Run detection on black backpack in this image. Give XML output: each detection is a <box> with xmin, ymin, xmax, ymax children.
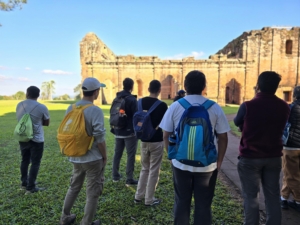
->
<box><xmin>110</xmin><ymin>96</ymin><xmax>129</xmax><ymax>129</ymax></box>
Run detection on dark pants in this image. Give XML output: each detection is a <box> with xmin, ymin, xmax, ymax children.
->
<box><xmin>237</xmin><ymin>157</ymin><xmax>282</xmax><ymax>225</ymax></box>
<box><xmin>112</xmin><ymin>136</ymin><xmax>138</xmax><ymax>180</ymax></box>
<box><xmin>172</xmin><ymin>166</ymin><xmax>218</xmax><ymax>225</ymax></box>
<box><xmin>19</xmin><ymin>141</ymin><xmax>44</xmax><ymax>190</ymax></box>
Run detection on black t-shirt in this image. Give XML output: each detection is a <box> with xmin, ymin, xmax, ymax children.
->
<box><xmin>140</xmin><ymin>97</ymin><xmax>168</xmax><ymax>142</ymax></box>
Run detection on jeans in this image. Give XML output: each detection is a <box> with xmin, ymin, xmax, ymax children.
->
<box><xmin>237</xmin><ymin>157</ymin><xmax>282</xmax><ymax>225</ymax></box>
<box><xmin>19</xmin><ymin>141</ymin><xmax>44</xmax><ymax>190</ymax></box>
<box><xmin>135</xmin><ymin>141</ymin><xmax>164</xmax><ymax>204</ymax></box>
<box><xmin>172</xmin><ymin>166</ymin><xmax>218</xmax><ymax>225</ymax></box>
<box><xmin>61</xmin><ymin>159</ymin><xmax>105</xmax><ymax>225</ymax></box>
<box><xmin>112</xmin><ymin>136</ymin><xmax>138</xmax><ymax>180</ymax></box>
<box><xmin>281</xmin><ymin>150</ymin><xmax>300</xmax><ymax>202</ymax></box>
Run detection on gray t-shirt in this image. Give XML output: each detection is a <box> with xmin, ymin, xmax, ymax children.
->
<box><xmin>67</xmin><ymin>100</ymin><xmax>106</xmax><ymax>163</ymax></box>
<box><xmin>16</xmin><ymin>99</ymin><xmax>50</xmax><ymax>143</ymax></box>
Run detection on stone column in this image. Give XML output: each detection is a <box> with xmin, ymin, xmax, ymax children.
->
<box><xmin>217</xmin><ymin>64</ymin><xmax>226</xmax><ymax>106</ymax></box>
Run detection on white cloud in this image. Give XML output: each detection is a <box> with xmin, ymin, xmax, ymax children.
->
<box><xmin>17</xmin><ymin>77</ymin><xmax>31</xmax><ymax>82</ymax></box>
<box><xmin>42</xmin><ymin>69</ymin><xmax>72</xmax><ymax>75</ymax></box>
<box><xmin>191</xmin><ymin>51</ymin><xmax>205</xmax><ymax>59</ymax></box>
<box><xmin>0</xmin><ymin>66</ymin><xmax>8</xmax><ymax>70</ymax></box>
<box><xmin>0</xmin><ymin>75</ymin><xmax>12</xmax><ymax>80</ymax></box>
<box><xmin>164</xmin><ymin>51</ymin><xmax>205</xmax><ymax>60</ymax></box>
<box><xmin>25</xmin><ymin>67</ymin><xmax>31</xmax><ymax>70</ymax></box>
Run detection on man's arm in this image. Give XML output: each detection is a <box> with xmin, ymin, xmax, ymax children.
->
<box><xmin>97</xmin><ymin>141</ymin><xmax>107</xmax><ymax>166</ymax></box>
<box><xmin>216</xmin><ymin>132</ymin><xmax>228</xmax><ymax>171</ymax></box>
<box><xmin>42</xmin><ymin>119</ymin><xmax>50</xmax><ymax>126</ymax></box>
<box><xmin>163</xmin><ymin>131</ymin><xmax>172</xmax><ymax>153</ymax></box>
<box><xmin>234</xmin><ymin>103</ymin><xmax>246</xmax><ymax>127</ymax></box>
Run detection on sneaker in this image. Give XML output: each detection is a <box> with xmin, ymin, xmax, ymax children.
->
<box><xmin>59</xmin><ymin>214</ymin><xmax>76</xmax><ymax>225</ymax></box>
<box><xmin>91</xmin><ymin>219</ymin><xmax>100</xmax><ymax>225</ymax></box>
<box><xmin>134</xmin><ymin>199</ymin><xmax>142</xmax><ymax>204</ymax></box>
<box><xmin>145</xmin><ymin>199</ymin><xmax>162</xmax><ymax>207</ymax></box>
<box><xmin>113</xmin><ymin>174</ymin><xmax>122</xmax><ymax>182</ymax></box>
<box><xmin>25</xmin><ymin>187</ymin><xmax>46</xmax><ymax>195</ymax></box>
<box><xmin>288</xmin><ymin>200</ymin><xmax>300</xmax><ymax>212</ymax></box>
<box><xmin>125</xmin><ymin>179</ymin><xmax>138</xmax><ymax>187</ymax></box>
<box><xmin>281</xmin><ymin>199</ymin><xmax>289</xmax><ymax>209</ymax></box>
<box><xmin>19</xmin><ymin>185</ymin><xmax>26</xmax><ymax>191</ymax></box>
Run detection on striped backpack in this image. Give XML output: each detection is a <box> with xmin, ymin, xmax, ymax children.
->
<box><xmin>168</xmin><ymin>98</ymin><xmax>217</xmax><ymax>167</ymax></box>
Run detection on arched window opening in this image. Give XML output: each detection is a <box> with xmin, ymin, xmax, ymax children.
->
<box><xmin>286</xmin><ymin>40</ymin><xmax>293</xmax><ymax>54</ymax></box>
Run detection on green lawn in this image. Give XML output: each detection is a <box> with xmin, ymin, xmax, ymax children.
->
<box><xmin>0</xmin><ymin>100</ymin><xmax>243</xmax><ymax>225</ymax></box>
<box><xmin>229</xmin><ymin>121</ymin><xmax>242</xmax><ymax>137</ymax></box>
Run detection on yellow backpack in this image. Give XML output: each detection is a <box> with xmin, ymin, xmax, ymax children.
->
<box><xmin>57</xmin><ymin>104</ymin><xmax>94</xmax><ymax>157</ymax></box>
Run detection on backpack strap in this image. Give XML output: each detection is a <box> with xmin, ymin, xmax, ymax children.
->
<box><xmin>147</xmin><ymin>100</ymin><xmax>162</xmax><ymax>114</ymax></box>
<box><xmin>72</xmin><ymin>104</ymin><xmax>93</xmax><ymax>110</ymax></box>
<box><xmin>202</xmin><ymin>100</ymin><xmax>215</xmax><ymax>110</ymax></box>
<box><xmin>22</xmin><ymin>102</ymin><xmax>39</xmax><ymax>114</ymax></box>
<box><xmin>178</xmin><ymin>98</ymin><xmax>191</xmax><ymax>109</ymax></box>
<box><xmin>138</xmin><ymin>99</ymin><xmax>143</xmax><ymax>111</ymax></box>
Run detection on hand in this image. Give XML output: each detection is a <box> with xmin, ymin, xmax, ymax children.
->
<box><xmin>217</xmin><ymin>161</ymin><xmax>222</xmax><ymax>171</ymax></box>
<box><xmin>102</xmin><ymin>157</ymin><xmax>107</xmax><ymax>166</ymax></box>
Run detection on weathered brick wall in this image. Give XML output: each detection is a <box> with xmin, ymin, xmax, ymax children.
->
<box><xmin>80</xmin><ymin>27</ymin><xmax>300</xmax><ymax>105</ymax></box>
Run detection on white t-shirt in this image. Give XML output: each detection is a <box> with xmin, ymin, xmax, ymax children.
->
<box><xmin>16</xmin><ymin>99</ymin><xmax>50</xmax><ymax>143</ymax></box>
<box><xmin>159</xmin><ymin>95</ymin><xmax>230</xmax><ymax>172</ymax></box>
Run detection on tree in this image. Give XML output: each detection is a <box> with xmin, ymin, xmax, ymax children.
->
<box><xmin>41</xmin><ymin>92</ymin><xmax>46</xmax><ymax>100</ymax></box>
<box><xmin>0</xmin><ymin>0</ymin><xmax>27</xmax><ymax>11</ymax></box>
<box><xmin>41</xmin><ymin>80</ymin><xmax>56</xmax><ymax>100</ymax></box>
<box><xmin>13</xmin><ymin>91</ymin><xmax>26</xmax><ymax>100</ymax></box>
<box><xmin>1</xmin><ymin>0</ymin><xmax>27</xmax><ymax>26</ymax></box>
<box><xmin>74</xmin><ymin>83</ymin><xmax>82</xmax><ymax>100</ymax></box>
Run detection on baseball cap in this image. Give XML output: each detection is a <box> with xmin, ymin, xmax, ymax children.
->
<box><xmin>177</xmin><ymin>90</ymin><xmax>186</xmax><ymax>95</ymax></box>
<box><xmin>81</xmin><ymin>77</ymin><xmax>105</xmax><ymax>92</ymax></box>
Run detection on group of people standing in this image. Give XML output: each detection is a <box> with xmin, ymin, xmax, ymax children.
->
<box><xmin>15</xmin><ymin>70</ymin><xmax>300</xmax><ymax>225</ymax></box>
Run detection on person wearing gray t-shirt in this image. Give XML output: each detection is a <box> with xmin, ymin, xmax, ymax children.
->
<box><xmin>16</xmin><ymin>86</ymin><xmax>50</xmax><ymax>194</ymax></box>
<box><xmin>59</xmin><ymin>77</ymin><xmax>107</xmax><ymax>225</ymax></box>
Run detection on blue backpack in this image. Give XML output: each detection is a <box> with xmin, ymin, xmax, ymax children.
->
<box><xmin>168</xmin><ymin>98</ymin><xmax>217</xmax><ymax>167</ymax></box>
<box><xmin>282</xmin><ymin>103</ymin><xmax>295</xmax><ymax>145</ymax></box>
<box><xmin>133</xmin><ymin>99</ymin><xmax>162</xmax><ymax>140</ymax></box>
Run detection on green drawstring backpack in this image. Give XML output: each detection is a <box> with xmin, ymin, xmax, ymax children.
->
<box><xmin>14</xmin><ymin>103</ymin><xmax>38</xmax><ymax>142</ymax></box>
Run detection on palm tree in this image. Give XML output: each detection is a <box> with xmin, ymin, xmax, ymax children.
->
<box><xmin>41</xmin><ymin>92</ymin><xmax>46</xmax><ymax>100</ymax></box>
<box><xmin>41</xmin><ymin>80</ymin><xmax>56</xmax><ymax>100</ymax></box>
<box><xmin>74</xmin><ymin>83</ymin><xmax>82</xmax><ymax>100</ymax></box>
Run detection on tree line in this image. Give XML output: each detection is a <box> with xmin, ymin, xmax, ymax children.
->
<box><xmin>0</xmin><ymin>80</ymin><xmax>81</xmax><ymax>101</ymax></box>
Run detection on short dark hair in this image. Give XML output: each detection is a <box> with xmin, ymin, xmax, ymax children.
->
<box><xmin>83</xmin><ymin>88</ymin><xmax>99</xmax><ymax>97</ymax></box>
<box><xmin>257</xmin><ymin>71</ymin><xmax>281</xmax><ymax>94</ymax></box>
<box><xmin>27</xmin><ymin>86</ymin><xmax>40</xmax><ymax>98</ymax></box>
<box><xmin>293</xmin><ymin>86</ymin><xmax>300</xmax><ymax>99</ymax></box>
<box><xmin>123</xmin><ymin>78</ymin><xmax>134</xmax><ymax>91</ymax></box>
<box><xmin>184</xmin><ymin>70</ymin><xmax>206</xmax><ymax>94</ymax></box>
<box><xmin>149</xmin><ymin>80</ymin><xmax>161</xmax><ymax>93</ymax></box>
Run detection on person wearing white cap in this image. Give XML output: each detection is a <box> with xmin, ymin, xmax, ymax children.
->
<box><xmin>59</xmin><ymin>77</ymin><xmax>107</xmax><ymax>225</ymax></box>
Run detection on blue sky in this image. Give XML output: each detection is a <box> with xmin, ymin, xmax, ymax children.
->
<box><xmin>0</xmin><ymin>0</ymin><xmax>299</xmax><ymax>96</ymax></box>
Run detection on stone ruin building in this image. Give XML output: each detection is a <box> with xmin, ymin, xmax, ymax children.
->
<box><xmin>80</xmin><ymin>27</ymin><xmax>300</xmax><ymax>105</ymax></box>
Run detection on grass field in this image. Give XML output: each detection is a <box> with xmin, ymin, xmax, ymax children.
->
<box><xmin>0</xmin><ymin>100</ymin><xmax>242</xmax><ymax>225</ymax></box>
<box><xmin>229</xmin><ymin>121</ymin><xmax>242</xmax><ymax>137</ymax></box>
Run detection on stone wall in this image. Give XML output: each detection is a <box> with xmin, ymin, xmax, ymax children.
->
<box><xmin>80</xmin><ymin>27</ymin><xmax>300</xmax><ymax>105</ymax></box>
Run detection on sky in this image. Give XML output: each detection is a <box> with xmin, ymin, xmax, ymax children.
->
<box><xmin>0</xmin><ymin>0</ymin><xmax>299</xmax><ymax>96</ymax></box>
